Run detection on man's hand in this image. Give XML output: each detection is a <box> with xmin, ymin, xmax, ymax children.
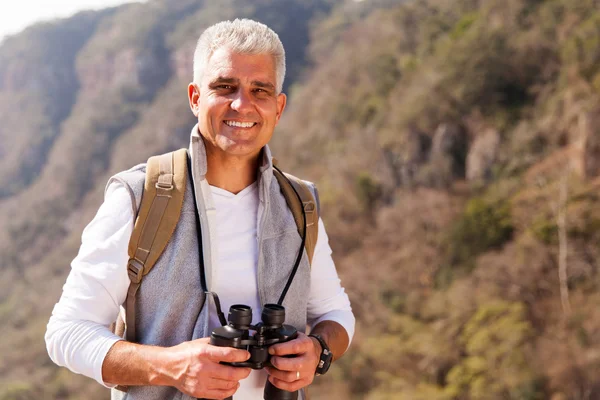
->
<box><xmin>265</xmin><ymin>332</ymin><xmax>321</xmax><ymax>392</ymax></box>
<box><xmin>167</xmin><ymin>338</ymin><xmax>252</xmax><ymax>399</ymax></box>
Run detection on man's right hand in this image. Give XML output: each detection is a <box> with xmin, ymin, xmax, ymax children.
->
<box><xmin>102</xmin><ymin>338</ymin><xmax>251</xmax><ymax>400</ymax></box>
<box><xmin>167</xmin><ymin>338</ymin><xmax>252</xmax><ymax>399</ymax></box>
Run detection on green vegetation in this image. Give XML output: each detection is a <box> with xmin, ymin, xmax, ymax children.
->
<box><xmin>530</xmin><ymin>215</ymin><xmax>558</xmax><ymax>244</ymax></box>
<box><xmin>450</xmin><ymin>12</ymin><xmax>479</xmax><ymax>40</ymax></box>
<box><xmin>355</xmin><ymin>171</ymin><xmax>383</xmax><ymax>212</ymax></box>
<box><xmin>448</xmin><ymin>198</ymin><xmax>514</xmax><ymax>266</ymax></box>
<box><xmin>445</xmin><ymin>302</ymin><xmax>538</xmax><ymax>400</ymax></box>
<box><xmin>0</xmin><ymin>383</ymin><xmax>35</xmax><ymax>400</ymax></box>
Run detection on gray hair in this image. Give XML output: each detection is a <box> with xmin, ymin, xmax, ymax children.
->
<box><xmin>193</xmin><ymin>19</ymin><xmax>286</xmax><ymax>94</ymax></box>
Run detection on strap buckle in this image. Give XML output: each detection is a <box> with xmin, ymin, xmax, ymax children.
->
<box><xmin>303</xmin><ymin>201</ymin><xmax>315</xmax><ymax>213</ymax></box>
<box><xmin>127</xmin><ymin>259</ymin><xmax>144</xmax><ymax>284</ymax></box>
<box><xmin>155</xmin><ymin>182</ymin><xmax>174</xmax><ymax>191</ymax></box>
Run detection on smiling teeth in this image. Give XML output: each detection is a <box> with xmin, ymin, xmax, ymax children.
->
<box><xmin>225</xmin><ymin>121</ymin><xmax>255</xmax><ymax>128</ymax></box>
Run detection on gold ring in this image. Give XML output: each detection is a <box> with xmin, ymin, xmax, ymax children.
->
<box><xmin>296</xmin><ymin>371</ymin><xmax>300</xmax><ymax>380</ymax></box>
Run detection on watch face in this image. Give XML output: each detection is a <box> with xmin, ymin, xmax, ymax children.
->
<box><xmin>310</xmin><ymin>334</ymin><xmax>333</xmax><ymax>375</ymax></box>
<box><xmin>318</xmin><ymin>348</ymin><xmax>333</xmax><ymax>374</ymax></box>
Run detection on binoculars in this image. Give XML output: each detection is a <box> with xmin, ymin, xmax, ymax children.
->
<box><xmin>203</xmin><ymin>303</ymin><xmax>299</xmax><ymax>400</ymax></box>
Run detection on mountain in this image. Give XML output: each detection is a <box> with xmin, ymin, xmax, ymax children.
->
<box><xmin>2</xmin><ymin>0</ymin><xmax>600</xmax><ymax>399</ymax></box>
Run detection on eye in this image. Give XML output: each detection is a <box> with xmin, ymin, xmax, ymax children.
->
<box><xmin>253</xmin><ymin>88</ymin><xmax>270</xmax><ymax>95</ymax></box>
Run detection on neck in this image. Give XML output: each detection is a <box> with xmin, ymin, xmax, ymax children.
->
<box><xmin>202</xmin><ymin>139</ymin><xmax>261</xmax><ymax>194</ymax></box>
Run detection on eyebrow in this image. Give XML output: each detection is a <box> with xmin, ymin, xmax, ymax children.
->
<box><xmin>252</xmin><ymin>80</ymin><xmax>276</xmax><ymax>92</ymax></box>
<box><xmin>210</xmin><ymin>76</ymin><xmax>276</xmax><ymax>92</ymax></box>
<box><xmin>210</xmin><ymin>77</ymin><xmax>239</xmax><ymax>85</ymax></box>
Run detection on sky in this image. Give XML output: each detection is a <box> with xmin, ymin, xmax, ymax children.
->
<box><xmin>0</xmin><ymin>0</ymin><xmax>145</xmax><ymax>43</ymax></box>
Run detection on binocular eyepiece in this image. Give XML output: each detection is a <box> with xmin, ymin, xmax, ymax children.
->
<box><xmin>227</xmin><ymin>303</ymin><xmax>286</xmax><ymax>329</ymax></box>
<box><xmin>207</xmin><ymin>303</ymin><xmax>299</xmax><ymax>400</ymax></box>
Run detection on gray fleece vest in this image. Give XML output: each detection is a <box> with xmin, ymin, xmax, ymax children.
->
<box><xmin>108</xmin><ymin>131</ymin><xmax>313</xmax><ymax>400</ymax></box>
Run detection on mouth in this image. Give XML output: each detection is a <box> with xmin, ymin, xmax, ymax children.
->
<box><xmin>224</xmin><ymin>120</ymin><xmax>257</xmax><ymax>128</ymax></box>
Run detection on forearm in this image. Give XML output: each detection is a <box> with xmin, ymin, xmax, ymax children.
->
<box><xmin>102</xmin><ymin>340</ymin><xmax>175</xmax><ymax>387</ymax></box>
<box><xmin>309</xmin><ymin>320</ymin><xmax>349</xmax><ymax>362</ymax></box>
<box><xmin>103</xmin><ymin>338</ymin><xmax>251</xmax><ymax>398</ymax></box>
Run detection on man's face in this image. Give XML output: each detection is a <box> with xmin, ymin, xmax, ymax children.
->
<box><xmin>188</xmin><ymin>47</ymin><xmax>286</xmax><ymax>160</ymax></box>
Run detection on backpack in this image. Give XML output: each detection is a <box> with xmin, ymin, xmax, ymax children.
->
<box><xmin>113</xmin><ymin>149</ymin><xmax>319</xmax><ymax>344</ymax></box>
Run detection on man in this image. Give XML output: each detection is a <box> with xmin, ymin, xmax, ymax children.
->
<box><xmin>46</xmin><ymin>18</ymin><xmax>354</xmax><ymax>400</ymax></box>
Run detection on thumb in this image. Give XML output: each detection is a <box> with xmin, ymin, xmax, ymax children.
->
<box><xmin>207</xmin><ymin>345</ymin><xmax>251</xmax><ymax>363</ymax></box>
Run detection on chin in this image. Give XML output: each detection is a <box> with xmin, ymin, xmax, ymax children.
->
<box><xmin>220</xmin><ymin>144</ymin><xmax>262</xmax><ymax>158</ymax></box>
<box><xmin>217</xmin><ymin>138</ymin><xmax>263</xmax><ymax>156</ymax></box>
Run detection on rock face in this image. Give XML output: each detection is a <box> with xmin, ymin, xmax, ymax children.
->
<box><xmin>2</xmin><ymin>58</ymin><xmax>30</xmax><ymax>92</ymax></box>
<box><xmin>466</xmin><ymin>129</ymin><xmax>501</xmax><ymax>183</ymax></box>
<box><xmin>77</xmin><ymin>41</ymin><xmax>170</xmax><ymax>98</ymax></box>
<box><xmin>384</xmin><ymin>128</ymin><xmax>431</xmax><ymax>187</ymax></box>
<box><xmin>77</xmin><ymin>48</ymin><xmax>138</xmax><ymax>93</ymax></box>
<box><xmin>579</xmin><ymin>112</ymin><xmax>600</xmax><ymax>179</ymax></box>
<box><xmin>430</xmin><ymin>123</ymin><xmax>468</xmax><ymax>178</ymax></box>
<box><xmin>171</xmin><ymin>43</ymin><xmax>195</xmax><ymax>80</ymax></box>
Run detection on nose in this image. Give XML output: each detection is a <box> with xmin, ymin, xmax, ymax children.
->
<box><xmin>230</xmin><ymin>89</ymin><xmax>253</xmax><ymax>113</ymax></box>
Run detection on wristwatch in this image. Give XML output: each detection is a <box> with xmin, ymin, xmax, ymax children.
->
<box><xmin>309</xmin><ymin>334</ymin><xmax>333</xmax><ymax>376</ymax></box>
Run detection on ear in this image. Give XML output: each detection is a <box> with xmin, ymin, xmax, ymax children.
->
<box><xmin>275</xmin><ymin>92</ymin><xmax>287</xmax><ymax>125</ymax></box>
<box><xmin>187</xmin><ymin>83</ymin><xmax>200</xmax><ymax>116</ymax></box>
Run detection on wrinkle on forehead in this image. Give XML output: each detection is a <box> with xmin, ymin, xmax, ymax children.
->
<box><xmin>203</xmin><ymin>48</ymin><xmax>277</xmax><ymax>88</ymax></box>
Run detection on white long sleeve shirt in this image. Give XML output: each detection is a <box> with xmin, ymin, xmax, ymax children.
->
<box><xmin>45</xmin><ymin>180</ymin><xmax>355</xmax><ymax>398</ymax></box>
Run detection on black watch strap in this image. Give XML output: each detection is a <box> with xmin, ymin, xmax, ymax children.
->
<box><xmin>309</xmin><ymin>334</ymin><xmax>333</xmax><ymax>376</ymax></box>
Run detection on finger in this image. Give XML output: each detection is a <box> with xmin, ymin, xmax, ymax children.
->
<box><xmin>270</xmin><ymin>354</ymin><xmax>308</xmax><ymax>372</ymax></box>
<box><xmin>198</xmin><ymin>384</ymin><xmax>239</xmax><ymax>400</ymax></box>
<box><xmin>210</xmin><ymin>363</ymin><xmax>252</xmax><ymax>381</ymax></box>
<box><xmin>205</xmin><ymin>345</ymin><xmax>251</xmax><ymax>363</ymax></box>
<box><xmin>269</xmin><ymin>335</ymin><xmax>311</xmax><ymax>357</ymax></box>
<box><xmin>265</xmin><ymin>367</ymin><xmax>300</xmax><ymax>383</ymax></box>
<box><xmin>268</xmin><ymin>375</ymin><xmax>309</xmax><ymax>393</ymax></box>
<box><xmin>206</xmin><ymin>377</ymin><xmax>240</xmax><ymax>391</ymax></box>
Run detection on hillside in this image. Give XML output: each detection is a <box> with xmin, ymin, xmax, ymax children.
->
<box><xmin>2</xmin><ymin>0</ymin><xmax>600</xmax><ymax>399</ymax></box>
<box><xmin>271</xmin><ymin>1</ymin><xmax>600</xmax><ymax>399</ymax></box>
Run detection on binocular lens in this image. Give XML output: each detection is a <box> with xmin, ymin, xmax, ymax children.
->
<box><xmin>228</xmin><ymin>304</ymin><xmax>252</xmax><ymax>327</ymax></box>
<box><xmin>261</xmin><ymin>303</ymin><xmax>285</xmax><ymax>326</ymax></box>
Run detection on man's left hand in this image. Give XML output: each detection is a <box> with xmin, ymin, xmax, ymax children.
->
<box><xmin>265</xmin><ymin>332</ymin><xmax>321</xmax><ymax>392</ymax></box>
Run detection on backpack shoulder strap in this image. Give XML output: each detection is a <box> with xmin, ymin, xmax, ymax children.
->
<box><xmin>272</xmin><ymin>160</ymin><xmax>319</xmax><ymax>265</ymax></box>
<box><xmin>123</xmin><ymin>148</ymin><xmax>188</xmax><ymax>343</ymax></box>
